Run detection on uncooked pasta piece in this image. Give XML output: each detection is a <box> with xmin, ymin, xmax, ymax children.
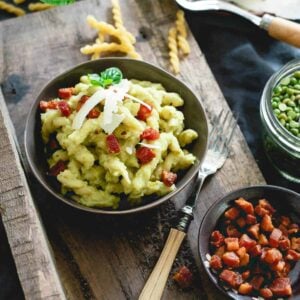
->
<box><xmin>0</xmin><ymin>1</ymin><xmax>25</xmax><ymax>16</ymax></box>
<box><xmin>28</xmin><ymin>2</ymin><xmax>53</xmax><ymax>11</ymax></box>
<box><xmin>111</xmin><ymin>0</ymin><xmax>135</xmax><ymax>43</ymax></box>
<box><xmin>176</xmin><ymin>10</ymin><xmax>190</xmax><ymax>55</ymax></box>
<box><xmin>168</xmin><ymin>27</ymin><xmax>180</xmax><ymax>74</ymax></box>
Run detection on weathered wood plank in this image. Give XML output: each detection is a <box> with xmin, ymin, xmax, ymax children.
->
<box><xmin>0</xmin><ymin>0</ymin><xmax>265</xmax><ymax>299</ymax></box>
<box><xmin>0</xmin><ymin>90</ymin><xmax>66</xmax><ymax>299</ymax></box>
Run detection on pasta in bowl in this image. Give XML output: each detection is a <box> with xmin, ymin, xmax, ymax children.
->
<box><xmin>25</xmin><ymin>59</ymin><xmax>208</xmax><ymax>214</ymax></box>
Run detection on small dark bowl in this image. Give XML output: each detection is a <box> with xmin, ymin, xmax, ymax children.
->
<box><xmin>198</xmin><ymin>185</ymin><xmax>300</xmax><ymax>299</ymax></box>
<box><xmin>24</xmin><ymin>58</ymin><xmax>208</xmax><ymax>215</ymax></box>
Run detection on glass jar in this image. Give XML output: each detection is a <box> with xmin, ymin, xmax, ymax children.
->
<box><xmin>260</xmin><ymin>59</ymin><xmax>300</xmax><ymax>183</ymax></box>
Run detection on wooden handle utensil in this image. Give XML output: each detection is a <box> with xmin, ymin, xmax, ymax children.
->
<box><xmin>261</xmin><ymin>15</ymin><xmax>300</xmax><ymax>48</ymax></box>
<box><xmin>138</xmin><ymin>228</ymin><xmax>186</xmax><ymax>300</ymax></box>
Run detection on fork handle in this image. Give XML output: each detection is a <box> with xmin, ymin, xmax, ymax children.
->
<box><xmin>261</xmin><ymin>14</ymin><xmax>300</xmax><ymax>48</ymax></box>
<box><xmin>138</xmin><ymin>228</ymin><xmax>186</xmax><ymax>300</ymax></box>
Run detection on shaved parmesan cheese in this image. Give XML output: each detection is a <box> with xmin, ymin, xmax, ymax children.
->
<box><xmin>125</xmin><ymin>94</ymin><xmax>152</xmax><ymax>111</ymax></box>
<box><xmin>72</xmin><ymin>89</ymin><xmax>106</xmax><ymax>129</ymax></box>
<box><xmin>139</xmin><ymin>142</ymin><xmax>161</xmax><ymax>150</ymax></box>
<box><xmin>103</xmin><ymin>80</ymin><xmax>129</xmax><ymax>125</ymax></box>
<box><xmin>72</xmin><ymin>79</ymin><xmax>129</xmax><ymax>131</ymax></box>
<box><xmin>100</xmin><ymin>113</ymin><xmax>125</xmax><ymax>134</ymax></box>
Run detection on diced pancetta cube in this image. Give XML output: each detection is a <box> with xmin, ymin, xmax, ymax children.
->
<box><xmin>258</xmin><ymin>199</ymin><xmax>276</xmax><ymax>214</ymax></box>
<box><xmin>278</xmin><ymin>236</ymin><xmax>290</xmax><ymax>251</ymax></box>
<box><xmin>262</xmin><ymin>248</ymin><xmax>282</xmax><ymax>265</ymax></box>
<box><xmin>241</xmin><ymin>270</ymin><xmax>250</xmax><ymax>280</ymax></box>
<box><xmin>226</xmin><ymin>225</ymin><xmax>241</xmax><ymax>238</ymax></box>
<box><xmin>173</xmin><ymin>266</ymin><xmax>193</xmax><ymax>289</ymax></box>
<box><xmin>269</xmin><ymin>228</ymin><xmax>282</xmax><ymax>248</ymax></box>
<box><xmin>271</xmin><ymin>260</ymin><xmax>285</xmax><ymax>272</ymax></box>
<box><xmin>269</xmin><ymin>277</ymin><xmax>292</xmax><ymax>297</ymax></box>
<box><xmin>285</xmin><ymin>249</ymin><xmax>300</xmax><ymax>261</ymax></box>
<box><xmin>219</xmin><ymin>269</ymin><xmax>242</xmax><ymax>288</ymax></box>
<box><xmin>249</xmin><ymin>244</ymin><xmax>262</xmax><ymax>257</ymax></box>
<box><xmin>209</xmin><ymin>255</ymin><xmax>223</xmax><ymax>270</ymax></box>
<box><xmin>291</xmin><ymin>237</ymin><xmax>300</xmax><ymax>252</ymax></box>
<box><xmin>222</xmin><ymin>252</ymin><xmax>240</xmax><ymax>268</ymax></box>
<box><xmin>235</xmin><ymin>198</ymin><xmax>254</xmax><ymax>215</ymax></box>
<box><xmin>259</xmin><ymin>288</ymin><xmax>273</xmax><ymax>298</ymax></box>
<box><xmin>261</xmin><ymin>215</ymin><xmax>274</xmax><ymax>232</ymax></box>
<box><xmin>225</xmin><ymin>237</ymin><xmax>239</xmax><ymax>251</ymax></box>
<box><xmin>210</xmin><ymin>230</ymin><xmax>225</xmax><ymax>248</ymax></box>
<box><xmin>238</xmin><ymin>282</ymin><xmax>253</xmax><ymax>295</ymax></box>
<box><xmin>278</xmin><ymin>262</ymin><xmax>291</xmax><ymax>278</ymax></box>
<box><xmin>255</xmin><ymin>205</ymin><xmax>270</xmax><ymax>217</ymax></box>
<box><xmin>239</xmin><ymin>234</ymin><xmax>256</xmax><ymax>250</ymax></box>
<box><xmin>224</xmin><ymin>207</ymin><xmax>240</xmax><ymax>220</ymax></box>
<box><xmin>248</xmin><ymin>223</ymin><xmax>260</xmax><ymax>239</ymax></box>
<box><xmin>236</xmin><ymin>246</ymin><xmax>246</xmax><ymax>258</ymax></box>
<box><xmin>239</xmin><ymin>253</ymin><xmax>250</xmax><ymax>267</ymax></box>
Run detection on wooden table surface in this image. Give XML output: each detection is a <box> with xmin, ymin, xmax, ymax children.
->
<box><xmin>0</xmin><ymin>0</ymin><xmax>265</xmax><ymax>299</ymax></box>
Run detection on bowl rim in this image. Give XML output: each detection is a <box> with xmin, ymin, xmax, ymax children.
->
<box><xmin>24</xmin><ymin>57</ymin><xmax>209</xmax><ymax>215</ymax></box>
<box><xmin>198</xmin><ymin>184</ymin><xmax>300</xmax><ymax>299</ymax></box>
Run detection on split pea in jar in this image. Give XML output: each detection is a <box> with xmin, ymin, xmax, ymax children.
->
<box><xmin>260</xmin><ymin>59</ymin><xmax>300</xmax><ymax>183</ymax></box>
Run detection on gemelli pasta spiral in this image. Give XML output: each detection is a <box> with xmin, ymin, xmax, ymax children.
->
<box><xmin>168</xmin><ymin>27</ymin><xmax>180</xmax><ymax>75</ymax></box>
<box><xmin>0</xmin><ymin>1</ymin><xmax>25</xmax><ymax>16</ymax></box>
<box><xmin>176</xmin><ymin>10</ymin><xmax>190</xmax><ymax>55</ymax></box>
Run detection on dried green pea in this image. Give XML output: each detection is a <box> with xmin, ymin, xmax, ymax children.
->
<box><xmin>294</xmin><ymin>71</ymin><xmax>300</xmax><ymax>79</ymax></box>
<box><xmin>287</xmin><ymin>111</ymin><xmax>297</xmax><ymax>120</ymax></box>
<box><xmin>273</xmin><ymin>108</ymin><xmax>281</xmax><ymax>115</ymax></box>
<box><xmin>291</xmin><ymin>128</ymin><xmax>299</xmax><ymax>135</ymax></box>
<box><xmin>279</xmin><ymin>113</ymin><xmax>288</xmax><ymax>121</ymax></box>
<box><xmin>279</xmin><ymin>103</ymin><xmax>287</xmax><ymax>111</ymax></box>
<box><xmin>290</xmin><ymin>77</ymin><xmax>298</xmax><ymax>85</ymax></box>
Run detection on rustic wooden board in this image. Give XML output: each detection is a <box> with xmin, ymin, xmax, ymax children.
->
<box><xmin>0</xmin><ymin>0</ymin><xmax>265</xmax><ymax>299</ymax></box>
<box><xmin>0</xmin><ymin>90</ymin><xmax>66</xmax><ymax>299</ymax></box>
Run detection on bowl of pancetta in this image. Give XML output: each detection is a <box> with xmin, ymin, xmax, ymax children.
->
<box><xmin>198</xmin><ymin>185</ymin><xmax>300</xmax><ymax>299</ymax></box>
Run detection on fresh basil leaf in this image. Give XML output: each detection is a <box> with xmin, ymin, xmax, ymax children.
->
<box><xmin>88</xmin><ymin>68</ymin><xmax>123</xmax><ymax>88</ymax></box>
<box><xmin>99</xmin><ymin>67</ymin><xmax>123</xmax><ymax>88</ymax></box>
<box><xmin>41</xmin><ymin>0</ymin><xmax>75</xmax><ymax>5</ymax></box>
<box><xmin>88</xmin><ymin>73</ymin><xmax>102</xmax><ymax>86</ymax></box>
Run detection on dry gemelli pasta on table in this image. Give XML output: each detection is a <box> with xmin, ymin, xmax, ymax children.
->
<box><xmin>13</xmin><ymin>0</ymin><xmax>26</xmax><ymax>5</ymax></box>
<box><xmin>81</xmin><ymin>0</ymin><xmax>140</xmax><ymax>60</ymax></box>
<box><xmin>167</xmin><ymin>9</ymin><xmax>191</xmax><ymax>74</ymax></box>
<box><xmin>28</xmin><ymin>3</ymin><xmax>53</xmax><ymax>12</ymax></box>
<box><xmin>0</xmin><ymin>1</ymin><xmax>25</xmax><ymax>16</ymax></box>
<box><xmin>40</xmin><ymin>67</ymin><xmax>198</xmax><ymax>209</ymax></box>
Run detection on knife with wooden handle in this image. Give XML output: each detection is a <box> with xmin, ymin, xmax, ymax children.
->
<box><xmin>176</xmin><ymin>0</ymin><xmax>300</xmax><ymax>48</ymax></box>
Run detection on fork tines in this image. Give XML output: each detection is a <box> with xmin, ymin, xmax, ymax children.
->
<box><xmin>208</xmin><ymin>109</ymin><xmax>237</xmax><ymax>155</ymax></box>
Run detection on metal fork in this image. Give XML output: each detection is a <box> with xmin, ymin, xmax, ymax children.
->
<box><xmin>175</xmin><ymin>0</ymin><xmax>300</xmax><ymax>49</ymax></box>
<box><xmin>177</xmin><ymin>109</ymin><xmax>237</xmax><ymax>231</ymax></box>
<box><xmin>139</xmin><ymin>110</ymin><xmax>237</xmax><ymax>300</ymax></box>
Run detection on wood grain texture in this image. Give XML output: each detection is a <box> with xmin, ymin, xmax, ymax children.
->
<box><xmin>0</xmin><ymin>90</ymin><xmax>66</xmax><ymax>300</ymax></box>
<box><xmin>0</xmin><ymin>0</ymin><xmax>265</xmax><ymax>299</ymax></box>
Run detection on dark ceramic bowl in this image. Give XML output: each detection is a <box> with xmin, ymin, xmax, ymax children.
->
<box><xmin>24</xmin><ymin>58</ymin><xmax>208</xmax><ymax>215</ymax></box>
<box><xmin>198</xmin><ymin>185</ymin><xmax>300</xmax><ymax>300</ymax></box>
